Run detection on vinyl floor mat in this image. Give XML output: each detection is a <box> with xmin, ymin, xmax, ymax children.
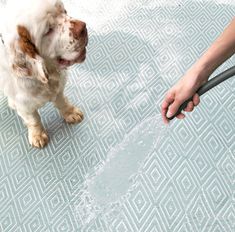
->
<box><xmin>0</xmin><ymin>0</ymin><xmax>234</xmax><ymax>231</ymax></box>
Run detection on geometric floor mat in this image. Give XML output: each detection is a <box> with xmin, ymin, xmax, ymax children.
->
<box><xmin>0</xmin><ymin>0</ymin><xmax>234</xmax><ymax>231</ymax></box>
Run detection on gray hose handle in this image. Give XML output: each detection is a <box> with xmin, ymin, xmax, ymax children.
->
<box><xmin>167</xmin><ymin>65</ymin><xmax>235</xmax><ymax>121</ymax></box>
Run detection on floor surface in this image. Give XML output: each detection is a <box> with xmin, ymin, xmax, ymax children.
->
<box><xmin>0</xmin><ymin>0</ymin><xmax>234</xmax><ymax>231</ymax></box>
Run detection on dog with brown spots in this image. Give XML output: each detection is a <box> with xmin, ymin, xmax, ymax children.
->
<box><xmin>0</xmin><ymin>0</ymin><xmax>88</xmax><ymax>148</ymax></box>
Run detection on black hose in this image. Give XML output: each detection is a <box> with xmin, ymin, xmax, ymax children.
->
<box><xmin>167</xmin><ymin>65</ymin><xmax>235</xmax><ymax>121</ymax></box>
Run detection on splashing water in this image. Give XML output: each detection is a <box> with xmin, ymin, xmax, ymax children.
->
<box><xmin>74</xmin><ymin>114</ymin><xmax>167</xmax><ymax>228</ymax></box>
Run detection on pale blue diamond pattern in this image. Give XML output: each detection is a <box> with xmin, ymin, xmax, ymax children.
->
<box><xmin>0</xmin><ymin>0</ymin><xmax>235</xmax><ymax>231</ymax></box>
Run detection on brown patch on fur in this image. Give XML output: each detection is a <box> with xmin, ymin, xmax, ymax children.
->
<box><xmin>17</xmin><ymin>25</ymin><xmax>39</xmax><ymax>58</ymax></box>
<box><xmin>70</xmin><ymin>20</ymin><xmax>86</xmax><ymax>40</ymax></box>
<box><xmin>12</xmin><ymin>63</ymin><xmax>32</xmax><ymax>76</ymax></box>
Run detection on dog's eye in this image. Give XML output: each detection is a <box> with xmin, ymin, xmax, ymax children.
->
<box><xmin>44</xmin><ymin>27</ymin><xmax>53</xmax><ymax>36</ymax></box>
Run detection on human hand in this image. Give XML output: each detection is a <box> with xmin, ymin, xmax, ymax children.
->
<box><xmin>161</xmin><ymin>68</ymin><xmax>208</xmax><ymax>124</ymax></box>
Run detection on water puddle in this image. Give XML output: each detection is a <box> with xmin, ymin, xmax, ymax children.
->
<box><xmin>73</xmin><ymin>114</ymin><xmax>166</xmax><ymax>229</ymax></box>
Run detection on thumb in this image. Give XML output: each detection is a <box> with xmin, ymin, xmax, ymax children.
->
<box><xmin>166</xmin><ymin>99</ymin><xmax>183</xmax><ymax>118</ymax></box>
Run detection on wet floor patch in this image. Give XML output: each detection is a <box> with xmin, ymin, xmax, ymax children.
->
<box><xmin>73</xmin><ymin>115</ymin><xmax>166</xmax><ymax>228</ymax></box>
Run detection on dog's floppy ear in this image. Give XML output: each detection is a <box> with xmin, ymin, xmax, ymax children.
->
<box><xmin>10</xmin><ymin>25</ymin><xmax>49</xmax><ymax>84</ymax></box>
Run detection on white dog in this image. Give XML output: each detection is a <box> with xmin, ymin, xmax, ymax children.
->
<box><xmin>0</xmin><ymin>0</ymin><xmax>88</xmax><ymax>148</ymax></box>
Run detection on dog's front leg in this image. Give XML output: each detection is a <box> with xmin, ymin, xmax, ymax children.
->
<box><xmin>53</xmin><ymin>92</ymin><xmax>84</xmax><ymax>124</ymax></box>
<box><xmin>17</xmin><ymin>109</ymin><xmax>48</xmax><ymax>148</ymax></box>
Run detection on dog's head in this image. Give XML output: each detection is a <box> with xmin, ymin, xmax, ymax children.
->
<box><xmin>1</xmin><ymin>0</ymin><xmax>88</xmax><ymax>83</ymax></box>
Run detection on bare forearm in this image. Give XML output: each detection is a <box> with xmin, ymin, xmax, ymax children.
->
<box><xmin>161</xmin><ymin>18</ymin><xmax>235</xmax><ymax>122</ymax></box>
<box><xmin>193</xmin><ymin>17</ymin><xmax>235</xmax><ymax>78</ymax></box>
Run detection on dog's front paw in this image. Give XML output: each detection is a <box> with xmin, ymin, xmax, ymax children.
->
<box><xmin>28</xmin><ymin>128</ymin><xmax>49</xmax><ymax>148</ymax></box>
<box><xmin>63</xmin><ymin>106</ymin><xmax>84</xmax><ymax>124</ymax></box>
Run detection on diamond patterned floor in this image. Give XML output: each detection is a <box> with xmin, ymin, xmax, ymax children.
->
<box><xmin>0</xmin><ymin>0</ymin><xmax>235</xmax><ymax>231</ymax></box>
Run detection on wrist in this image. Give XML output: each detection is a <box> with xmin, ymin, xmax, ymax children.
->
<box><xmin>191</xmin><ymin>62</ymin><xmax>213</xmax><ymax>82</ymax></box>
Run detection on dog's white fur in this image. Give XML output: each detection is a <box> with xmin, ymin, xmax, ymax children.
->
<box><xmin>0</xmin><ymin>0</ymin><xmax>88</xmax><ymax>148</ymax></box>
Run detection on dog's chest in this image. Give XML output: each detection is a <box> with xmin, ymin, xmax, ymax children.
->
<box><xmin>46</xmin><ymin>78</ymin><xmax>60</xmax><ymax>101</ymax></box>
<box><xmin>43</xmin><ymin>74</ymin><xmax>65</xmax><ymax>101</ymax></box>
<box><xmin>28</xmin><ymin>72</ymin><xmax>66</xmax><ymax>103</ymax></box>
